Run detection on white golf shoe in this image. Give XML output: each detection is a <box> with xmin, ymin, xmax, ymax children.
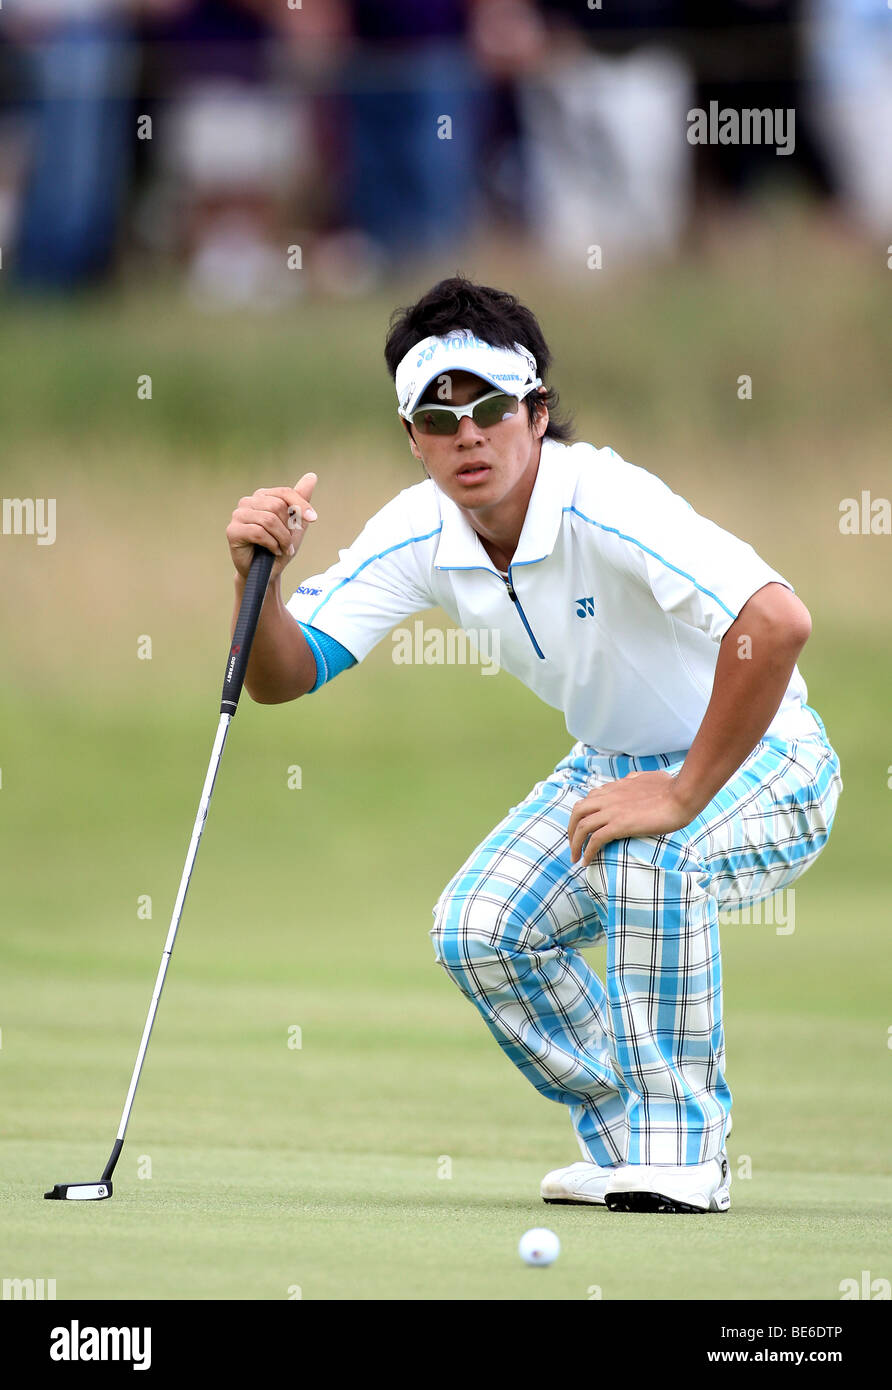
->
<box><xmin>540</xmin><ymin>1160</ymin><xmax>615</xmax><ymax>1206</ymax></box>
<box><xmin>604</xmin><ymin>1152</ymin><xmax>731</xmax><ymax>1213</ymax></box>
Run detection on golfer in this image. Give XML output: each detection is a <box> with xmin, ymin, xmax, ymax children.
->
<box><xmin>226</xmin><ymin>277</ymin><xmax>842</xmax><ymax>1214</ymax></box>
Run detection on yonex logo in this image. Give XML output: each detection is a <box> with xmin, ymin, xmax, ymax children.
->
<box><xmin>295</xmin><ymin>585</ymin><xmax>322</xmax><ymax>596</ymax></box>
<box><xmin>575</xmin><ymin>596</ymin><xmax>596</xmax><ymax>618</ymax></box>
<box><xmin>414</xmin><ymin>334</ymin><xmax>505</xmax><ymax>368</ymax></box>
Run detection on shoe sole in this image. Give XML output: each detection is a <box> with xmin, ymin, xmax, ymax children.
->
<box><xmin>542</xmin><ymin>1196</ymin><xmax>607</xmax><ymax>1207</ymax></box>
<box><xmin>605</xmin><ymin>1191</ymin><xmax>729</xmax><ymax>1214</ymax></box>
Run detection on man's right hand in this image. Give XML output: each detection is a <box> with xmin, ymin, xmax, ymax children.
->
<box><xmin>226</xmin><ymin>472</ymin><xmax>318</xmax><ymax>582</ymax></box>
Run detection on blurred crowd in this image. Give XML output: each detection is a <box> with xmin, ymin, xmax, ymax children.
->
<box><xmin>0</xmin><ymin>0</ymin><xmax>890</xmax><ymax>301</ymax></box>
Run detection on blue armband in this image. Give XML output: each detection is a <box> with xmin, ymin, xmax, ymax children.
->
<box><xmin>298</xmin><ymin>622</ymin><xmax>357</xmax><ymax>693</ymax></box>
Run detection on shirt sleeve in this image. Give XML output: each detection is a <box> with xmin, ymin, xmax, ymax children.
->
<box><xmin>583</xmin><ymin>449</ymin><xmax>794</xmax><ymax>643</ymax></box>
<box><xmin>284</xmin><ymin>488</ymin><xmax>440</xmax><ymax>662</ymax></box>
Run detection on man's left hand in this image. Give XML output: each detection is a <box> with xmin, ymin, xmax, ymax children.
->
<box><xmin>568</xmin><ymin>770</ymin><xmax>698</xmax><ymax>867</ymax></box>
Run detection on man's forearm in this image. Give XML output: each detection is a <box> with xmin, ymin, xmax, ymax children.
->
<box><xmin>673</xmin><ymin>589</ymin><xmax>811</xmax><ymax>821</ymax></box>
<box><xmin>231</xmin><ymin>573</ymin><xmax>316</xmax><ymax>703</ymax></box>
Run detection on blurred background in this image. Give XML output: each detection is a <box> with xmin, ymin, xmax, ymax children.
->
<box><xmin>1</xmin><ymin>0</ymin><xmax>891</xmax><ymax>294</ymax></box>
<box><xmin>1</xmin><ymin>0</ymin><xmax>890</xmax><ymax>1300</ymax></box>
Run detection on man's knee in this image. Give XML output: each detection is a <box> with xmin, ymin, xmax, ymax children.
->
<box><xmin>430</xmin><ymin>888</ymin><xmax>543</xmax><ymax>977</ymax></box>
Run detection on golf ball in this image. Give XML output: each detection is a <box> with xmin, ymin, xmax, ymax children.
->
<box><xmin>518</xmin><ymin>1228</ymin><xmax>560</xmax><ymax>1267</ymax></box>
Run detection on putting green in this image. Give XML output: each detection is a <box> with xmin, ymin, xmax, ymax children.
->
<box><xmin>2</xmin><ymin>637</ymin><xmax>890</xmax><ymax>1301</ymax></box>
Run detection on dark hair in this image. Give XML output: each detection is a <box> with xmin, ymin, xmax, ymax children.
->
<box><xmin>384</xmin><ymin>276</ymin><xmax>574</xmax><ymax>443</ymax></box>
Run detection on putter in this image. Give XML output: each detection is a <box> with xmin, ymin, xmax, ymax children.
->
<box><xmin>45</xmin><ymin>544</ymin><xmax>275</xmax><ymax>1202</ymax></box>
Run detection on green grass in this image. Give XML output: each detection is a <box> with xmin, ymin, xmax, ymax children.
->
<box><xmin>1</xmin><ymin>222</ymin><xmax>889</xmax><ymax>1299</ymax></box>
<box><xmin>7</xmin><ymin>1148</ymin><xmax>891</xmax><ymax>1301</ymax></box>
<box><xmin>1</xmin><ymin>644</ymin><xmax>889</xmax><ymax>1300</ymax></box>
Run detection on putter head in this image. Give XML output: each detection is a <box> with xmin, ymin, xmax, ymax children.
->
<box><xmin>44</xmin><ymin>1181</ymin><xmax>113</xmax><ymax>1201</ymax></box>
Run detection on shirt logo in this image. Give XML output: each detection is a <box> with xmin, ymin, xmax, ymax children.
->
<box><xmin>295</xmin><ymin>585</ymin><xmax>322</xmax><ymax>596</ymax></box>
<box><xmin>575</xmin><ymin>596</ymin><xmax>596</xmax><ymax>618</ymax></box>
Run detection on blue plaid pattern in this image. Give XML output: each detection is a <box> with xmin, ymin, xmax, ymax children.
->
<box><xmin>430</xmin><ymin>708</ymin><xmax>842</xmax><ymax>1167</ymax></box>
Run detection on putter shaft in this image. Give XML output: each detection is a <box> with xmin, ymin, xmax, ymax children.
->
<box><xmin>103</xmin><ymin>712</ymin><xmax>233</xmax><ymax>1179</ymax></box>
<box><xmin>46</xmin><ymin>544</ymin><xmax>275</xmax><ymax>1200</ymax></box>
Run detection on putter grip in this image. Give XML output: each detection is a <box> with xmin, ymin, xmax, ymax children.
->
<box><xmin>221</xmin><ymin>545</ymin><xmax>275</xmax><ymax>714</ymax></box>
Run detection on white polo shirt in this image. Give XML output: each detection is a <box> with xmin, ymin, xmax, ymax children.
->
<box><xmin>285</xmin><ymin>438</ymin><xmax>816</xmax><ymax>756</ymax></box>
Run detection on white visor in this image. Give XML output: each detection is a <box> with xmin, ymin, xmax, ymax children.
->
<box><xmin>395</xmin><ymin>331</ymin><xmax>540</xmax><ymax>417</ymax></box>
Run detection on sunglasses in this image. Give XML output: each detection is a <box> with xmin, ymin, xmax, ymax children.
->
<box><xmin>401</xmin><ymin>381</ymin><xmax>542</xmax><ymax>436</ymax></box>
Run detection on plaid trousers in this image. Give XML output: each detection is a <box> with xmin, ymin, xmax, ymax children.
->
<box><xmin>430</xmin><ymin>708</ymin><xmax>842</xmax><ymax>1166</ymax></box>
